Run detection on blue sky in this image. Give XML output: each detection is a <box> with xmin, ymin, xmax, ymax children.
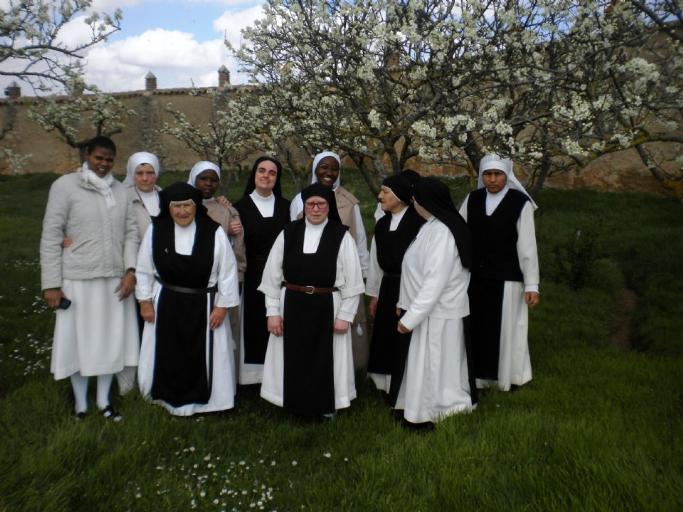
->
<box><xmin>11</xmin><ymin>0</ymin><xmax>268</xmax><ymax>93</ymax></box>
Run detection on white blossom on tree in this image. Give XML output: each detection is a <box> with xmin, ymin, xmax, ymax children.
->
<box><xmin>27</xmin><ymin>86</ymin><xmax>135</xmax><ymax>158</ymax></box>
<box><xmin>231</xmin><ymin>0</ymin><xmax>682</xmax><ymax>194</ymax></box>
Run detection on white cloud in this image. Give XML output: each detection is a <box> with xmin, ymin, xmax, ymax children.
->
<box><xmin>213</xmin><ymin>3</ymin><xmax>265</xmax><ymax>48</ymax></box>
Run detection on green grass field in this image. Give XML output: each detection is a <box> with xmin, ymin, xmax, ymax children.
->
<box><xmin>0</xmin><ymin>170</ymin><xmax>681</xmax><ymax>511</ymax></box>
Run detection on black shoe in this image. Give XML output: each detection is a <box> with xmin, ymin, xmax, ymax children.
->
<box><xmin>73</xmin><ymin>411</ymin><xmax>87</xmax><ymax>421</ymax></box>
<box><xmin>101</xmin><ymin>405</ymin><xmax>123</xmax><ymax>422</ymax></box>
<box><xmin>401</xmin><ymin>419</ymin><xmax>435</xmax><ymax>433</ymax></box>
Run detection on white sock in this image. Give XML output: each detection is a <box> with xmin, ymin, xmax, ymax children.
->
<box><xmin>70</xmin><ymin>372</ymin><xmax>89</xmax><ymax>414</ymax></box>
<box><xmin>96</xmin><ymin>374</ymin><xmax>113</xmax><ymax>410</ymax></box>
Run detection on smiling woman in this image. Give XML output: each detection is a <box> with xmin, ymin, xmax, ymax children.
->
<box><xmin>40</xmin><ymin>136</ymin><xmax>140</xmax><ymax>421</ymax></box>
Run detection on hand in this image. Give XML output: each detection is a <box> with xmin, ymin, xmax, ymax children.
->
<box><xmin>397</xmin><ymin>322</ymin><xmax>410</xmax><ymax>334</ymax></box>
<box><xmin>139</xmin><ymin>301</ymin><xmax>155</xmax><ymax>323</ymax></box>
<box><xmin>525</xmin><ymin>292</ymin><xmax>540</xmax><ymax>308</ymax></box>
<box><xmin>334</xmin><ymin>319</ymin><xmax>349</xmax><ymax>334</ymax></box>
<box><xmin>228</xmin><ymin>218</ymin><xmax>243</xmax><ymax>236</ymax></box>
<box><xmin>369</xmin><ymin>297</ymin><xmax>378</xmax><ymax>318</ymax></box>
<box><xmin>43</xmin><ymin>288</ymin><xmax>64</xmax><ymax>309</ymax></box>
<box><xmin>209</xmin><ymin>306</ymin><xmax>228</xmax><ymax>330</ymax></box>
<box><xmin>62</xmin><ymin>237</ymin><xmax>73</xmax><ymax>248</ymax></box>
<box><xmin>267</xmin><ymin>315</ymin><xmax>283</xmax><ymax>337</ymax></box>
<box><xmin>115</xmin><ymin>272</ymin><xmax>136</xmax><ymax>300</ymax></box>
<box><xmin>216</xmin><ymin>195</ymin><xmax>230</xmax><ymax>208</ymax></box>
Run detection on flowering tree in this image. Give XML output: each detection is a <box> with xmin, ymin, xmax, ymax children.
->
<box><xmin>0</xmin><ymin>0</ymin><xmax>121</xmax><ymax>92</ymax></box>
<box><xmin>162</xmin><ymin>88</ymin><xmax>264</xmax><ymax>185</ymax></box>
<box><xmin>28</xmin><ymin>87</ymin><xmax>135</xmax><ymax>159</ymax></box>
<box><xmin>232</xmin><ymin>0</ymin><xmax>681</xmax><ymax>194</ymax></box>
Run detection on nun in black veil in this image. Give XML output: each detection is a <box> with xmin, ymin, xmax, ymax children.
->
<box><xmin>233</xmin><ymin>157</ymin><xmax>291</xmax><ymax>385</ymax></box>
<box><xmin>395</xmin><ymin>177</ymin><xmax>478</xmax><ymax>427</ymax></box>
<box><xmin>135</xmin><ymin>182</ymin><xmax>240</xmax><ymax>416</ymax></box>
<box><xmin>257</xmin><ymin>183</ymin><xmax>364</xmax><ymax>417</ymax></box>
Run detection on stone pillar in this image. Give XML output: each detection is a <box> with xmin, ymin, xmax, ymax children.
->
<box><xmin>4</xmin><ymin>82</ymin><xmax>21</xmax><ymax>100</ymax></box>
<box><xmin>145</xmin><ymin>71</ymin><xmax>157</xmax><ymax>91</ymax></box>
<box><xmin>218</xmin><ymin>65</ymin><xmax>230</xmax><ymax>88</ymax></box>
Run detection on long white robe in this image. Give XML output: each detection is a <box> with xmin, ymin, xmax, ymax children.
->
<box><xmin>258</xmin><ymin>221</ymin><xmax>365</xmax><ymax>411</ymax></box>
<box><xmin>397</xmin><ymin>217</ymin><xmax>474</xmax><ymax>423</ymax></box>
<box><xmin>459</xmin><ymin>192</ymin><xmax>539</xmax><ymax>391</ymax></box>
<box><xmin>135</xmin><ymin>222</ymin><xmax>240</xmax><ymax>416</ymax></box>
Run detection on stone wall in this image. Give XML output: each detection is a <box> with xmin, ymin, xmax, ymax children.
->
<box><xmin>0</xmin><ymin>84</ymin><xmax>675</xmax><ymax>195</ymax></box>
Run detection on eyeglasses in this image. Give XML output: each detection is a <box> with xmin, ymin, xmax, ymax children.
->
<box><xmin>304</xmin><ymin>201</ymin><xmax>328</xmax><ymax>210</ymax></box>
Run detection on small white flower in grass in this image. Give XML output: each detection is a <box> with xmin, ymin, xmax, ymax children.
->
<box><xmin>190</xmin><ymin>446</ymin><xmax>196</xmax><ymax>452</ymax></box>
<box><xmin>239</xmin><ymin>460</ymin><xmax>246</xmax><ymax>466</ymax></box>
<box><xmin>204</xmin><ymin>454</ymin><xmax>211</xmax><ymax>461</ymax></box>
<box><xmin>135</xmin><ymin>493</ymin><xmax>142</xmax><ymax>499</ymax></box>
<box><xmin>200</xmin><ymin>491</ymin><xmax>206</xmax><ymax>498</ymax></box>
<box><xmin>291</xmin><ymin>460</ymin><xmax>298</xmax><ymax>466</ymax></box>
<box><xmin>213</xmin><ymin>498</ymin><xmax>219</xmax><ymax>505</ymax></box>
<box><xmin>271</xmin><ymin>460</ymin><xmax>276</xmax><ymax>466</ymax></box>
<box><xmin>323</xmin><ymin>452</ymin><xmax>331</xmax><ymax>458</ymax></box>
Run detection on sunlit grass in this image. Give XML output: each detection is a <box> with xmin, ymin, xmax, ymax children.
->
<box><xmin>0</xmin><ymin>171</ymin><xmax>681</xmax><ymax>511</ymax></box>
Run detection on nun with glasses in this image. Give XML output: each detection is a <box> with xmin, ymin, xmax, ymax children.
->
<box><xmin>135</xmin><ymin>182</ymin><xmax>240</xmax><ymax>416</ymax></box>
<box><xmin>259</xmin><ymin>183</ymin><xmax>364</xmax><ymax>418</ymax></box>
<box><xmin>290</xmin><ymin>152</ymin><xmax>370</xmax><ymax>373</ymax></box>
<box><xmin>459</xmin><ymin>154</ymin><xmax>540</xmax><ymax>392</ymax></box>
<box><xmin>395</xmin><ymin>177</ymin><xmax>477</xmax><ymax>428</ymax></box>
<box><xmin>365</xmin><ymin>173</ymin><xmax>424</xmax><ymax>401</ymax></box>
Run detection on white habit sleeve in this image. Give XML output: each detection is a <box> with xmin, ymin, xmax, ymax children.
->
<box><xmin>258</xmin><ymin>231</ymin><xmax>285</xmax><ymax>316</ymax></box>
<box><xmin>400</xmin><ymin>227</ymin><xmax>457</xmax><ymax>331</ymax></box>
<box><xmin>365</xmin><ymin>236</ymin><xmax>382</xmax><ymax>298</ymax></box>
<box><xmin>516</xmin><ymin>201</ymin><xmax>540</xmax><ymax>293</ymax></box>
<box><xmin>336</xmin><ymin>232</ymin><xmax>364</xmax><ymax>323</ymax></box>
<box><xmin>214</xmin><ymin>229</ymin><xmax>240</xmax><ymax>308</ymax></box>
<box><xmin>352</xmin><ymin>204</ymin><xmax>370</xmax><ymax>277</ymax></box>
<box><xmin>135</xmin><ymin>225</ymin><xmax>155</xmax><ymax>301</ymax></box>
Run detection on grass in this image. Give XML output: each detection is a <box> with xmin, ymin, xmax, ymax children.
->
<box><xmin>0</xmin><ymin>170</ymin><xmax>681</xmax><ymax>511</ymax></box>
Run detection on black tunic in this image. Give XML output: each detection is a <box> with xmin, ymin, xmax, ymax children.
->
<box><xmin>466</xmin><ymin>188</ymin><xmax>528</xmax><ymax>380</ymax></box>
<box><xmin>234</xmin><ymin>194</ymin><xmax>290</xmax><ymax>364</ymax></box>
<box><xmin>367</xmin><ymin>208</ymin><xmax>424</xmax><ymax>405</ymax></box>
<box><xmin>281</xmin><ymin>219</ymin><xmax>347</xmax><ymax>415</ymax></box>
<box><xmin>150</xmin><ymin>216</ymin><xmax>219</xmax><ymax>407</ymax></box>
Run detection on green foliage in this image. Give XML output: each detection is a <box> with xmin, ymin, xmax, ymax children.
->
<box><xmin>0</xmin><ymin>173</ymin><xmax>682</xmax><ymax>510</ymax></box>
<box><xmin>549</xmin><ymin>226</ymin><xmax>602</xmax><ymax>290</ymax></box>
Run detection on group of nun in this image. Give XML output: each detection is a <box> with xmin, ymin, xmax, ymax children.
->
<box><xmin>40</xmin><ymin>136</ymin><xmax>539</xmax><ymax>428</ymax></box>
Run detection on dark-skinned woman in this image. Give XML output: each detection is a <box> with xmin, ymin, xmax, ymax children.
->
<box><xmin>135</xmin><ymin>182</ymin><xmax>240</xmax><ymax>416</ymax></box>
<box><xmin>233</xmin><ymin>156</ymin><xmax>290</xmax><ymax>385</ymax></box>
<box><xmin>40</xmin><ymin>136</ymin><xmax>139</xmax><ymax>421</ymax></box>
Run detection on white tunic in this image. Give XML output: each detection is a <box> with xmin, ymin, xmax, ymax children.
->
<box><xmin>135</xmin><ymin>222</ymin><xmax>240</xmax><ymax>416</ymax></box>
<box><xmin>459</xmin><ymin>192</ymin><xmax>539</xmax><ymax>390</ymax></box>
<box><xmin>396</xmin><ymin>217</ymin><xmax>474</xmax><ymax>423</ymax></box>
<box><xmin>258</xmin><ymin>220</ymin><xmax>365</xmax><ymax>411</ymax></box>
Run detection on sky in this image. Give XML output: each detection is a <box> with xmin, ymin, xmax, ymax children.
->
<box><xmin>4</xmin><ymin>0</ymin><xmax>268</xmax><ymax>94</ymax></box>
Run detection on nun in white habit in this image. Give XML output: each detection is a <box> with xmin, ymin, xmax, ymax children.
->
<box><xmin>259</xmin><ymin>183</ymin><xmax>364</xmax><ymax>417</ymax></box>
<box><xmin>395</xmin><ymin>177</ymin><xmax>477</xmax><ymax>426</ymax></box>
<box><xmin>290</xmin><ymin>152</ymin><xmax>370</xmax><ymax>371</ymax></box>
<box><xmin>458</xmin><ymin>154</ymin><xmax>540</xmax><ymax>392</ymax></box>
<box><xmin>136</xmin><ymin>182</ymin><xmax>240</xmax><ymax>416</ymax></box>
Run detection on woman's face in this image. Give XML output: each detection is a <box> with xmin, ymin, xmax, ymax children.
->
<box><xmin>254</xmin><ymin>160</ymin><xmax>278</xmax><ymax>195</ymax></box>
<box><xmin>195</xmin><ymin>170</ymin><xmax>220</xmax><ymax>199</ymax></box>
<box><xmin>86</xmin><ymin>147</ymin><xmax>115</xmax><ymax>178</ymax></box>
<box><xmin>134</xmin><ymin>163</ymin><xmax>157</xmax><ymax>193</ymax></box>
<box><xmin>377</xmin><ymin>186</ymin><xmax>403</xmax><ymax>214</ymax></box>
<box><xmin>482</xmin><ymin>169</ymin><xmax>507</xmax><ymax>194</ymax></box>
<box><xmin>413</xmin><ymin>198</ymin><xmax>432</xmax><ymax>221</ymax></box>
<box><xmin>169</xmin><ymin>199</ymin><xmax>197</xmax><ymax>227</ymax></box>
<box><xmin>314</xmin><ymin>157</ymin><xmax>339</xmax><ymax>188</ymax></box>
<box><xmin>304</xmin><ymin>195</ymin><xmax>329</xmax><ymax>225</ymax></box>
